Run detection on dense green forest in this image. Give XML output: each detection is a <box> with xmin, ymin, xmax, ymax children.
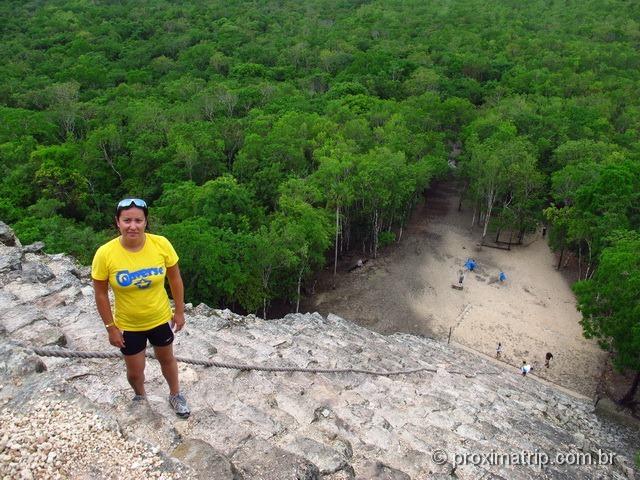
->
<box><xmin>1</xmin><ymin>0</ymin><xmax>639</xmax><ymax>395</ymax></box>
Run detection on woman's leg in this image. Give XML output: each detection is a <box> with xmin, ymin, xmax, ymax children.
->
<box><xmin>123</xmin><ymin>350</ymin><xmax>147</xmax><ymax>395</ymax></box>
<box><xmin>153</xmin><ymin>344</ymin><xmax>180</xmax><ymax>395</ymax></box>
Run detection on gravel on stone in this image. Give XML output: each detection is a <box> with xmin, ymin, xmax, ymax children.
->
<box><xmin>0</xmin><ymin>397</ymin><xmax>194</xmax><ymax>480</ymax></box>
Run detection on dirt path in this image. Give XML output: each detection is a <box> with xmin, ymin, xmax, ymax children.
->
<box><xmin>302</xmin><ymin>181</ymin><xmax>607</xmax><ymax>397</ymax></box>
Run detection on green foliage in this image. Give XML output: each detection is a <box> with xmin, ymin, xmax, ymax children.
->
<box><xmin>159</xmin><ymin>218</ymin><xmax>258</xmax><ymax>310</ymax></box>
<box><xmin>547</xmin><ymin>158</ymin><xmax>640</xmax><ymax>272</ymax></box>
<box><xmin>461</xmin><ymin>118</ymin><xmax>544</xmax><ymax>239</ymax></box>
<box><xmin>155</xmin><ymin>176</ymin><xmax>264</xmax><ymax>232</ymax></box>
<box><xmin>378</xmin><ymin>231</ymin><xmax>396</xmax><ymax>248</ymax></box>
<box><xmin>1</xmin><ymin>0</ymin><xmax>639</xmax><ymax>316</ymax></box>
<box><xmin>12</xmin><ymin>214</ymin><xmax>109</xmax><ymax>265</ymax></box>
<box><xmin>573</xmin><ymin>231</ymin><xmax>640</xmax><ymax>373</ymax></box>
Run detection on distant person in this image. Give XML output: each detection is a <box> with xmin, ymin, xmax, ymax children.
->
<box><xmin>458</xmin><ymin>269</ymin><xmax>465</xmax><ymax>285</ymax></box>
<box><xmin>464</xmin><ymin>258</ymin><xmax>476</xmax><ymax>271</ymax></box>
<box><xmin>498</xmin><ymin>271</ymin><xmax>506</xmax><ymax>282</ymax></box>
<box><xmin>521</xmin><ymin>361</ymin><xmax>531</xmax><ymax>376</ymax></box>
<box><xmin>349</xmin><ymin>258</ymin><xmax>365</xmax><ymax>272</ymax></box>
<box><xmin>496</xmin><ymin>342</ymin><xmax>502</xmax><ymax>358</ymax></box>
<box><xmin>92</xmin><ymin>198</ymin><xmax>191</xmax><ymax>418</ymax></box>
<box><xmin>545</xmin><ymin>352</ymin><xmax>554</xmax><ymax>368</ymax></box>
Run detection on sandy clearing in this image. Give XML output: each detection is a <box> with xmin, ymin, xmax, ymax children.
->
<box><xmin>303</xmin><ymin>181</ymin><xmax>607</xmax><ymax>397</ymax></box>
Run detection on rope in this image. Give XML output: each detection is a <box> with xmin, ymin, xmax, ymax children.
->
<box><xmin>17</xmin><ymin>344</ymin><xmax>499</xmax><ymax>377</ymax></box>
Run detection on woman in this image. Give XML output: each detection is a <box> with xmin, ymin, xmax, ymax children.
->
<box><xmin>92</xmin><ymin>198</ymin><xmax>190</xmax><ymax>418</ymax></box>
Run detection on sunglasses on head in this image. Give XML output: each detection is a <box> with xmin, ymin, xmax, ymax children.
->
<box><xmin>117</xmin><ymin>198</ymin><xmax>147</xmax><ymax>209</ymax></box>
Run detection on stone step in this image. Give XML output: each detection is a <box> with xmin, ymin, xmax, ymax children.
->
<box><xmin>1</xmin><ymin>233</ymin><xmax>638</xmax><ymax>480</ymax></box>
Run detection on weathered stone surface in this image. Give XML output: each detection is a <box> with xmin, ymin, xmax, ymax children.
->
<box><xmin>356</xmin><ymin>461</ymin><xmax>411</xmax><ymax>480</ymax></box>
<box><xmin>4</xmin><ymin>280</ymin><xmax>50</xmax><ymax>302</ymax></box>
<box><xmin>0</xmin><ymin>240</ymin><xmax>639</xmax><ymax>480</ymax></box>
<box><xmin>231</xmin><ymin>437</ymin><xmax>320</xmax><ymax>480</ymax></box>
<box><xmin>172</xmin><ymin>439</ymin><xmax>242</xmax><ymax>480</ymax></box>
<box><xmin>0</xmin><ymin>221</ymin><xmax>21</xmax><ymax>247</ymax></box>
<box><xmin>11</xmin><ymin>320</ymin><xmax>66</xmax><ymax>347</ymax></box>
<box><xmin>36</xmin><ymin>285</ymin><xmax>81</xmax><ymax>308</ymax></box>
<box><xmin>193</xmin><ymin>302</ymin><xmax>214</xmax><ymax>316</ymax></box>
<box><xmin>0</xmin><ymin>289</ymin><xmax>16</xmax><ymax>309</ymax></box>
<box><xmin>0</xmin><ymin>248</ymin><xmax>21</xmax><ymax>273</ymax></box>
<box><xmin>0</xmin><ymin>342</ymin><xmax>46</xmax><ymax>378</ymax></box>
<box><xmin>21</xmin><ymin>261</ymin><xmax>55</xmax><ymax>283</ymax></box>
<box><xmin>286</xmin><ymin>437</ymin><xmax>351</xmax><ymax>475</ymax></box>
<box><xmin>0</xmin><ymin>305</ymin><xmax>46</xmax><ymax>333</ymax></box>
<box><xmin>22</xmin><ymin>241</ymin><xmax>45</xmax><ymax>253</ymax></box>
<box><xmin>70</xmin><ymin>265</ymin><xmax>91</xmax><ymax>279</ymax></box>
<box><xmin>32</xmin><ymin>326</ymin><xmax>68</xmax><ymax>347</ymax></box>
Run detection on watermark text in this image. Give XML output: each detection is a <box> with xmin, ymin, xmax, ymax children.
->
<box><xmin>431</xmin><ymin>448</ymin><xmax>615</xmax><ymax>468</ymax></box>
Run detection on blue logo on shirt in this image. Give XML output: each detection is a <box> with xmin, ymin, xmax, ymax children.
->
<box><xmin>115</xmin><ymin>267</ymin><xmax>164</xmax><ymax>288</ymax></box>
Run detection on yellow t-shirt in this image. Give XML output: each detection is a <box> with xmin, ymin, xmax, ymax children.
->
<box><xmin>91</xmin><ymin>233</ymin><xmax>179</xmax><ymax>331</ymax></box>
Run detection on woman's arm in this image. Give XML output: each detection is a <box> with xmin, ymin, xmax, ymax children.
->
<box><xmin>93</xmin><ymin>279</ymin><xmax>124</xmax><ymax>348</ymax></box>
<box><xmin>166</xmin><ymin>264</ymin><xmax>185</xmax><ymax>332</ymax></box>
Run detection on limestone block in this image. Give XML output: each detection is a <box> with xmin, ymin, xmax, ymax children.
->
<box><xmin>187</xmin><ymin>410</ymin><xmax>254</xmax><ymax>457</ymax></box>
<box><xmin>12</xmin><ymin>320</ymin><xmax>66</xmax><ymax>348</ymax></box>
<box><xmin>0</xmin><ymin>222</ymin><xmax>20</xmax><ymax>247</ymax></box>
<box><xmin>36</xmin><ymin>285</ymin><xmax>81</xmax><ymax>309</ymax></box>
<box><xmin>70</xmin><ymin>266</ymin><xmax>91</xmax><ymax>279</ymax></box>
<box><xmin>0</xmin><ymin>306</ymin><xmax>46</xmax><ymax>333</ymax></box>
<box><xmin>0</xmin><ymin>343</ymin><xmax>46</xmax><ymax>378</ymax></box>
<box><xmin>454</xmin><ymin>423</ymin><xmax>485</xmax><ymax>442</ymax></box>
<box><xmin>286</xmin><ymin>437</ymin><xmax>351</xmax><ymax>475</ymax></box>
<box><xmin>0</xmin><ymin>290</ymin><xmax>16</xmax><ymax>310</ymax></box>
<box><xmin>231</xmin><ymin>437</ymin><xmax>320</xmax><ymax>480</ymax></box>
<box><xmin>0</xmin><ymin>249</ymin><xmax>21</xmax><ymax>273</ymax></box>
<box><xmin>356</xmin><ymin>461</ymin><xmax>410</xmax><ymax>480</ymax></box>
<box><xmin>22</xmin><ymin>241</ymin><xmax>45</xmax><ymax>253</ymax></box>
<box><xmin>172</xmin><ymin>439</ymin><xmax>241</xmax><ymax>480</ymax></box>
<box><xmin>21</xmin><ymin>261</ymin><xmax>55</xmax><ymax>283</ymax></box>
<box><xmin>4</xmin><ymin>281</ymin><xmax>50</xmax><ymax>303</ymax></box>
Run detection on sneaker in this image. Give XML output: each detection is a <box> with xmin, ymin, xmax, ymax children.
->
<box><xmin>132</xmin><ymin>394</ymin><xmax>147</xmax><ymax>402</ymax></box>
<box><xmin>169</xmin><ymin>392</ymin><xmax>190</xmax><ymax>418</ymax></box>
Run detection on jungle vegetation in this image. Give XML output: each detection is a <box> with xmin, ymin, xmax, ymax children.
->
<box><xmin>1</xmin><ymin>0</ymin><xmax>638</xmax><ymax>400</ymax></box>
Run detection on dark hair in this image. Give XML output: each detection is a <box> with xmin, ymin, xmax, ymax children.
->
<box><xmin>115</xmin><ymin>200</ymin><xmax>150</xmax><ymax>230</ymax></box>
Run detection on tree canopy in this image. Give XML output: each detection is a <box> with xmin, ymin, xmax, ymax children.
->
<box><xmin>0</xmin><ymin>0</ymin><xmax>639</xmax><ymax>353</ymax></box>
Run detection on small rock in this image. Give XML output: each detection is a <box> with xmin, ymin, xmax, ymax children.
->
<box><xmin>172</xmin><ymin>439</ymin><xmax>240</xmax><ymax>480</ymax></box>
<box><xmin>0</xmin><ymin>222</ymin><xmax>21</xmax><ymax>247</ymax></box>
<box><xmin>22</xmin><ymin>242</ymin><xmax>45</xmax><ymax>254</ymax></box>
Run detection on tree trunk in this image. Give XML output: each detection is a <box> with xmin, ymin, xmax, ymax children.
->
<box><xmin>373</xmin><ymin>209</ymin><xmax>379</xmax><ymax>258</ymax></box>
<box><xmin>101</xmin><ymin>144</ymin><xmax>123</xmax><ymax>183</ymax></box>
<box><xmin>481</xmin><ymin>189</ymin><xmax>497</xmax><ymax>241</ymax></box>
<box><xmin>334</xmin><ymin>204</ymin><xmax>340</xmax><ymax>276</ymax></box>
<box><xmin>296</xmin><ymin>268</ymin><xmax>303</xmax><ymax>313</ymax></box>
<box><xmin>557</xmin><ymin>247</ymin><xmax>564</xmax><ymax>270</ymax></box>
<box><xmin>618</xmin><ymin>371</ymin><xmax>640</xmax><ymax>405</ymax></box>
<box><xmin>578</xmin><ymin>244</ymin><xmax>582</xmax><ymax>280</ymax></box>
<box><xmin>584</xmin><ymin>240</ymin><xmax>593</xmax><ymax>280</ymax></box>
<box><xmin>262</xmin><ymin>267</ymin><xmax>271</xmax><ymax>319</ymax></box>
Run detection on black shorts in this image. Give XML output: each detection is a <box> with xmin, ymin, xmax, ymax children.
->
<box><xmin>121</xmin><ymin>322</ymin><xmax>174</xmax><ymax>356</ymax></box>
